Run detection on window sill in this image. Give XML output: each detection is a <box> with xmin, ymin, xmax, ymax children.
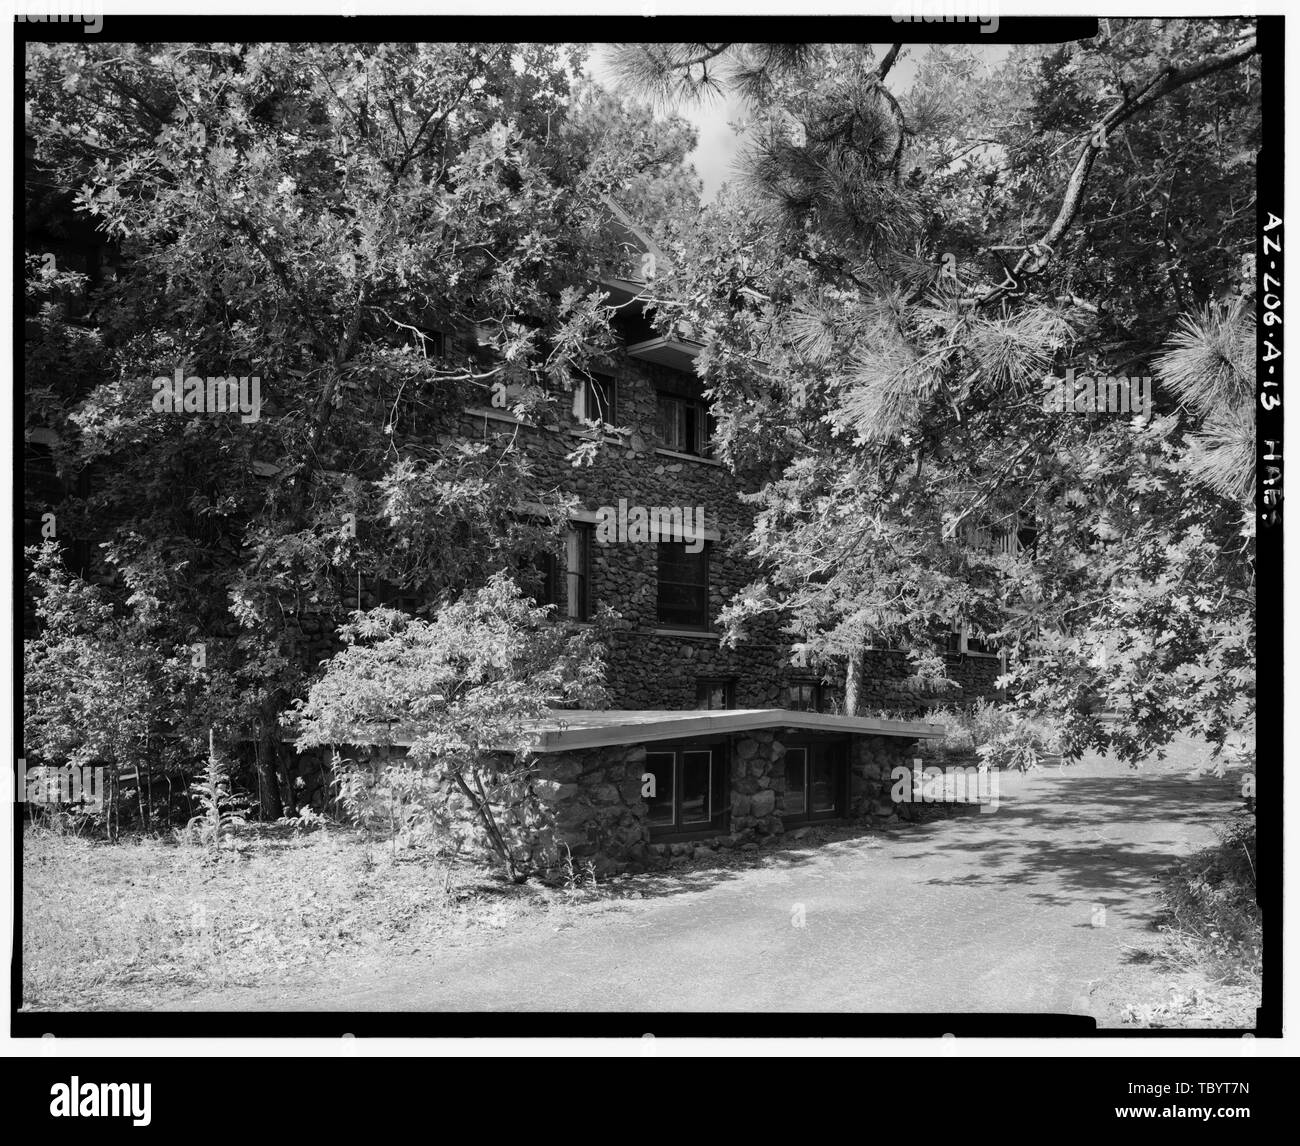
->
<box><xmin>646</xmin><ymin>627</ymin><xmax>720</xmax><ymax>640</ymax></box>
<box><xmin>653</xmin><ymin>447</ymin><xmax>723</xmax><ymax>467</ymax></box>
<box><xmin>464</xmin><ymin>405</ymin><xmax>549</xmax><ymax>428</ymax></box>
<box><xmin>649</xmin><ymin>823</ymin><xmax>729</xmax><ymax>844</ymax></box>
<box><xmin>566</xmin><ymin>426</ymin><xmax>632</xmax><ymax>446</ymax></box>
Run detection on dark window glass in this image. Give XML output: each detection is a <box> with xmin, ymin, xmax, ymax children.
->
<box><xmin>565</xmin><ymin>525</ymin><xmax>592</xmax><ymax>621</ymax></box>
<box><xmin>696</xmin><ymin>679</ymin><xmax>734</xmax><ymax>710</ymax></box>
<box><xmin>783</xmin><ymin>744</ymin><xmax>844</xmax><ymax>822</ymax></box>
<box><xmin>531</xmin><ymin>525</ymin><xmax>591</xmax><ymax>621</ymax></box>
<box><xmin>643</xmin><ymin>746</ymin><xmax>727</xmax><ymax>834</ymax></box>
<box><xmin>657</xmin><ymin>542</ymin><xmax>709</xmax><ymax>628</ymax></box>
<box><xmin>810</xmin><ymin>754</ymin><xmax>837</xmax><ymax>813</ymax></box>
<box><xmin>656</xmin><ymin>392</ymin><xmax>712</xmax><ymax>457</ymax></box>
<box><xmin>681</xmin><ymin>751</ymin><xmax>713</xmax><ymax>824</ymax></box>
<box><xmin>584</xmin><ymin>373</ymin><xmax>616</xmax><ymax>425</ymax></box>
<box><xmin>644</xmin><ymin>752</ymin><xmax>675</xmax><ymax>827</ymax></box>
<box><xmin>786</xmin><ymin>682</ymin><xmax>822</xmax><ymax>712</ymax></box>
<box><xmin>784</xmin><ymin>748</ymin><xmax>808</xmax><ymax>816</ymax></box>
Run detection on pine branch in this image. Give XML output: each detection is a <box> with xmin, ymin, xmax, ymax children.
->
<box><xmin>969</xmin><ymin>36</ymin><xmax>1260</xmax><ymax>307</ymax></box>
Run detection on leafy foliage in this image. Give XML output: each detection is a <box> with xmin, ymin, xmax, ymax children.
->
<box><xmin>25</xmin><ymin>42</ymin><xmax>696</xmax><ymax>820</ymax></box>
<box><xmin>613</xmin><ymin>22</ymin><xmax>1258</xmax><ymax>765</ymax></box>
<box><xmin>288</xmin><ymin>574</ymin><xmax>610</xmax><ymax>881</ymax></box>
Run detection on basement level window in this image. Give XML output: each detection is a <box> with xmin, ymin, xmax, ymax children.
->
<box><xmin>644</xmin><ymin>745</ymin><xmax>727</xmax><ymax>836</ymax></box>
<box><xmin>782</xmin><ymin>741</ymin><xmax>848</xmax><ymax>822</ymax></box>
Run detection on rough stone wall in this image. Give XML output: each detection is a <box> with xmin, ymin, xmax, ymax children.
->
<box><xmin>532</xmin><ymin>730</ymin><xmax>785</xmax><ymax>873</ymax></box>
<box><xmin>848</xmin><ymin>733</ymin><xmax>926</xmax><ymax>824</ymax></box>
<box><xmin>535</xmin><ymin>729</ymin><xmax>923</xmax><ymax>871</ymax></box>
<box><xmin>942</xmin><ymin>652</ymin><xmax>1004</xmax><ymax>701</ymax></box>
<box><xmin>819</xmin><ymin>651</ymin><xmax>1004</xmax><ymax>716</ymax></box>
<box><xmin>322</xmin><ymin>729</ymin><xmax>928</xmax><ymax>872</ymax></box>
<box><xmin>533</xmin><ymin>742</ymin><xmax>652</xmax><ymax>872</ymax></box>
<box><xmin>458</xmin><ymin>354</ymin><xmax>794</xmax><ymax>709</ymax></box>
<box><xmin>287</xmin><ymin>346</ymin><xmax>1009</xmax><ymax>714</ymax></box>
<box><xmin>727</xmin><ymin>729</ymin><xmax>785</xmax><ymax>840</ymax></box>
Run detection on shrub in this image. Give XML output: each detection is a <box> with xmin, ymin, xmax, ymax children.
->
<box><xmin>914</xmin><ymin>698</ymin><xmax>1061</xmax><ymax>770</ymax></box>
<box><xmin>1157</xmin><ymin>813</ymin><xmax>1260</xmax><ymax>984</ymax></box>
<box><xmin>288</xmin><ymin>573</ymin><xmax>609</xmax><ymax>883</ymax></box>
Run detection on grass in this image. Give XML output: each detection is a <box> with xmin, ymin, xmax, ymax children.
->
<box><xmin>20</xmin><ymin>821</ymin><xmax>615</xmax><ymax>1011</ymax></box>
<box><xmin>21</xmin><ymin>814</ymin><xmax>900</xmax><ymax>1011</ymax></box>
<box><xmin>1084</xmin><ymin>735</ymin><xmax>1261</xmax><ymax>1029</ymax></box>
<box><xmin>1125</xmin><ymin>811</ymin><xmax>1261</xmax><ymax>1028</ymax></box>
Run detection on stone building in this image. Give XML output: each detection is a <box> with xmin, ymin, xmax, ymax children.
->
<box><xmin>312</xmin><ymin>254</ymin><xmax>990</xmax><ymax>867</ymax></box>
<box><xmin>452</xmin><ymin>264</ymin><xmax>1004</xmax><ymax>715</ymax></box>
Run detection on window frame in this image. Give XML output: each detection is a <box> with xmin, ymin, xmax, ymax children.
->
<box><xmin>655</xmin><ymin>391</ymin><xmax>714</xmax><ymax>458</ymax></box>
<box><xmin>642</xmin><ymin>739</ymin><xmax>730</xmax><ymax>840</ymax></box>
<box><xmin>656</xmin><ymin>540</ymin><xmax>711</xmax><ymax>630</ymax></box>
<box><xmin>532</xmin><ymin>523</ymin><xmax>593</xmax><ymax>622</ymax></box>
<box><xmin>948</xmin><ymin>619</ymin><xmax>999</xmax><ymax>658</ymax></box>
<box><xmin>780</xmin><ymin>737</ymin><xmax>849</xmax><ymax>824</ymax></box>
<box><xmin>695</xmin><ymin>677</ymin><xmax>736</xmax><ymax>710</ymax></box>
<box><xmin>581</xmin><ymin>371</ymin><xmax>617</xmax><ymax>427</ymax></box>
<box><xmin>784</xmin><ymin>679</ymin><xmax>825</xmax><ymax>713</ymax></box>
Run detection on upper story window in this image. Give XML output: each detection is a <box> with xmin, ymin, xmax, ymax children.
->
<box><xmin>695</xmin><ymin>677</ymin><xmax>735</xmax><ymax>710</ymax></box>
<box><xmin>581</xmin><ymin>372</ymin><xmax>617</xmax><ymax>427</ymax></box>
<box><xmin>656</xmin><ymin>392</ymin><xmax>713</xmax><ymax>458</ymax></box>
<box><xmin>657</xmin><ymin>541</ymin><xmax>709</xmax><ymax>629</ymax></box>
<box><xmin>785</xmin><ymin>680</ymin><xmax>824</xmax><ymax>712</ymax></box>
<box><xmin>396</xmin><ymin>324</ymin><xmax>447</xmax><ymax>360</ymax></box>
<box><xmin>533</xmin><ymin>524</ymin><xmax>593</xmax><ymax>622</ymax></box>
<box><xmin>947</xmin><ymin>619</ymin><xmax>998</xmax><ymax>657</ymax></box>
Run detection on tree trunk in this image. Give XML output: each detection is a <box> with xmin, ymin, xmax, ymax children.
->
<box><xmin>254</xmin><ymin>710</ymin><xmax>285</xmax><ymax>820</ymax></box>
<box><xmin>844</xmin><ymin>648</ymin><xmax>863</xmax><ymax>717</ymax></box>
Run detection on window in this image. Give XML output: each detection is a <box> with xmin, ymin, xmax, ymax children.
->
<box><xmin>782</xmin><ymin>741</ymin><xmax>847</xmax><ymax>822</ymax></box>
<box><xmin>656</xmin><ymin>392</ymin><xmax>714</xmax><ymax>457</ymax></box>
<box><xmin>785</xmin><ymin>680</ymin><xmax>824</xmax><ymax>712</ymax></box>
<box><xmin>398</xmin><ymin>325</ymin><xmax>446</xmax><ymax>359</ymax></box>
<box><xmin>695</xmin><ymin>678</ymin><xmax>735</xmax><ymax>710</ymax></box>
<box><xmin>657</xmin><ymin>541</ymin><xmax>709</xmax><ymax>629</ymax></box>
<box><xmin>643</xmin><ymin>745</ymin><xmax>727</xmax><ymax>835</ymax></box>
<box><xmin>582</xmin><ymin>372</ymin><xmax>617</xmax><ymax>426</ymax></box>
<box><xmin>948</xmin><ymin>619</ymin><xmax>997</xmax><ymax>657</ymax></box>
<box><xmin>534</xmin><ymin>524</ymin><xmax>592</xmax><ymax>621</ymax></box>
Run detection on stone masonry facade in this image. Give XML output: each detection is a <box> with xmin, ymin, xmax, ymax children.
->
<box><xmin>531</xmin><ymin>729</ymin><xmax>921</xmax><ymax>874</ymax></box>
<box><xmin>454</xmin><ymin>326</ymin><xmax>1000</xmax><ymax>712</ymax></box>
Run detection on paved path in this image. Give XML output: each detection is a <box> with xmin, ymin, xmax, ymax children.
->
<box><xmin>163</xmin><ymin>746</ymin><xmax>1240</xmax><ymax>1016</ymax></box>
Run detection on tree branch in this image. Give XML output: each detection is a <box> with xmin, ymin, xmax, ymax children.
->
<box><xmin>971</xmin><ymin>37</ymin><xmax>1259</xmax><ymax>307</ymax></box>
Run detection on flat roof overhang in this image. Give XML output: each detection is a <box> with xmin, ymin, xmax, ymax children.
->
<box><xmin>625</xmin><ymin>334</ymin><xmax>703</xmax><ymax>373</ymax></box>
<box><xmin>521</xmin><ymin>709</ymin><xmax>944</xmax><ymax>752</ymax></box>
<box><xmin>597</xmin><ymin>277</ymin><xmax>650</xmax><ymax>307</ymax></box>
<box><xmin>290</xmin><ymin>709</ymin><xmax>945</xmax><ymax>754</ymax></box>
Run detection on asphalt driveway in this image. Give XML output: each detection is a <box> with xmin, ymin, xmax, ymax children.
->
<box><xmin>158</xmin><ymin>741</ymin><xmax>1242</xmax><ymax>1017</ymax></box>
